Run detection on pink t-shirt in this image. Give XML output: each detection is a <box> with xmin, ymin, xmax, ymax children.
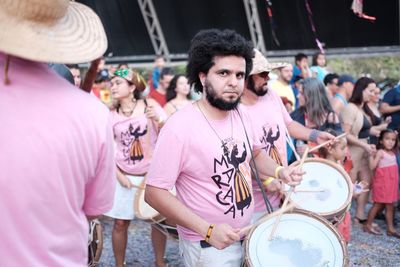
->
<box><xmin>0</xmin><ymin>54</ymin><xmax>115</xmax><ymax>267</ymax></box>
<box><xmin>146</xmin><ymin>103</ymin><xmax>261</xmax><ymax>241</ymax></box>
<box><xmin>243</xmin><ymin>89</ymin><xmax>293</xmax><ymax>212</ymax></box>
<box><xmin>112</xmin><ymin>107</ymin><xmax>162</xmax><ymax>174</ymax></box>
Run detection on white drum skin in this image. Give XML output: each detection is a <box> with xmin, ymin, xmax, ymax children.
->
<box><xmin>285</xmin><ymin>158</ymin><xmax>353</xmax><ymax>223</ymax></box>
<box><xmin>244</xmin><ymin>210</ymin><xmax>349</xmax><ymax>267</ymax></box>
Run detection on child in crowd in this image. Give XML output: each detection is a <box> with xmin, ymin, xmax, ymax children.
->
<box><xmin>319</xmin><ymin>129</ymin><xmax>368</xmax><ymax>244</ymax></box>
<box><xmin>366</xmin><ymin>129</ymin><xmax>400</xmax><ymax>238</ymax></box>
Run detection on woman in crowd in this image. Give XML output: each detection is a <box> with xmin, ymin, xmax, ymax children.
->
<box><xmin>290</xmin><ymin>78</ymin><xmax>341</xmax><ymax>159</ymax></box>
<box><xmin>341</xmin><ymin>77</ymin><xmax>387</xmax><ymax>225</ymax></box>
<box><xmin>164</xmin><ymin>74</ymin><xmax>192</xmax><ymax>116</ymax></box>
<box><xmin>366</xmin><ymin>84</ymin><xmax>391</xmax><ymax>145</ymax></box>
<box><xmin>104</xmin><ymin>68</ymin><xmax>167</xmax><ymax>267</ymax></box>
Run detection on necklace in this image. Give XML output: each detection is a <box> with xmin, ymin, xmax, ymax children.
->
<box><xmin>197</xmin><ymin>101</ymin><xmax>233</xmax><ymax>154</ymax></box>
<box><xmin>120</xmin><ymin>100</ymin><xmax>138</xmax><ymax>117</ymax></box>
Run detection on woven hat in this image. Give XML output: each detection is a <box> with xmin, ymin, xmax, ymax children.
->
<box><xmin>250</xmin><ymin>49</ymin><xmax>289</xmax><ymax>75</ymax></box>
<box><xmin>0</xmin><ymin>0</ymin><xmax>107</xmax><ymax>64</ymax></box>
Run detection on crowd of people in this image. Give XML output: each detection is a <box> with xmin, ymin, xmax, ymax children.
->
<box><xmin>1</xmin><ymin>1</ymin><xmax>399</xmax><ymax>267</ymax></box>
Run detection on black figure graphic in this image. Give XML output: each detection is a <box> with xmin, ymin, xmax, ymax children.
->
<box><xmin>128</xmin><ymin>124</ymin><xmax>147</xmax><ymax>161</ymax></box>
<box><xmin>261</xmin><ymin>125</ymin><xmax>283</xmax><ymax>166</ymax></box>
<box><xmin>225</xmin><ymin>143</ymin><xmax>252</xmax><ymax>215</ymax></box>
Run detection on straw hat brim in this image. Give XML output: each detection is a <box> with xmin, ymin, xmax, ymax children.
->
<box><xmin>0</xmin><ymin>2</ymin><xmax>107</xmax><ymax>64</ymax></box>
<box><xmin>250</xmin><ymin>61</ymin><xmax>290</xmax><ymax>75</ymax></box>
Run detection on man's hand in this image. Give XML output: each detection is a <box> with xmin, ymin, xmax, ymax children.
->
<box><xmin>264</xmin><ymin>178</ymin><xmax>282</xmax><ymax>193</ymax></box>
<box><xmin>207</xmin><ymin>224</ymin><xmax>241</xmax><ymax>250</ymax></box>
<box><xmin>315</xmin><ymin>131</ymin><xmax>335</xmax><ymax>145</ymax></box>
<box><xmin>278</xmin><ymin>165</ymin><xmax>304</xmax><ymax>187</ymax></box>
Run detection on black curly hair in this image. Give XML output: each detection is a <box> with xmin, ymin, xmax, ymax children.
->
<box><xmin>166</xmin><ymin>74</ymin><xmax>191</xmax><ymax>102</ymax></box>
<box><xmin>186</xmin><ymin>29</ymin><xmax>254</xmax><ymax>93</ymax></box>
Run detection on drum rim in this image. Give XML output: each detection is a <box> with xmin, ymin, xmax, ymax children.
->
<box><xmin>286</xmin><ymin>157</ymin><xmax>353</xmax><ymax>219</ymax></box>
<box><xmin>244</xmin><ymin>208</ymin><xmax>349</xmax><ymax>267</ymax></box>
<box><xmin>134</xmin><ymin>176</ymin><xmax>166</xmax><ymax>222</ymax></box>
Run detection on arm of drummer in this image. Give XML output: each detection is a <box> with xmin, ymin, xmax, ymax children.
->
<box><xmin>252</xmin><ymin>149</ymin><xmax>303</xmax><ymax>187</ymax></box>
<box><xmin>145</xmin><ymin>128</ymin><xmax>241</xmax><ymax>250</ymax></box>
<box><xmin>287</xmin><ymin>121</ymin><xmax>335</xmax><ymax>145</ymax></box>
<box><xmin>145</xmin><ymin>186</ymin><xmax>240</xmax><ymax>249</ymax></box>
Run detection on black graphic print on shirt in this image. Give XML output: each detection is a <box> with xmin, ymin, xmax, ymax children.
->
<box><xmin>260</xmin><ymin>125</ymin><xmax>283</xmax><ymax>166</ymax></box>
<box><xmin>120</xmin><ymin>123</ymin><xmax>147</xmax><ymax>165</ymax></box>
<box><xmin>212</xmin><ymin>138</ymin><xmax>252</xmax><ymax>218</ymax></box>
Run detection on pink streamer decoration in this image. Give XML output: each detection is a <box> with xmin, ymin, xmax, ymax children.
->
<box><xmin>351</xmin><ymin>0</ymin><xmax>376</xmax><ymax>22</ymax></box>
<box><xmin>304</xmin><ymin>0</ymin><xmax>325</xmax><ymax>54</ymax></box>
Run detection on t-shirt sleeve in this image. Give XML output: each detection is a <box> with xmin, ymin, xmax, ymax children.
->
<box><xmin>83</xmin><ymin>113</ymin><xmax>116</xmax><ymax>216</ymax></box>
<box><xmin>382</xmin><ymin>89</ymin><xmax>395</xmax><ymax>105</ymax></box>
<box><xmin>273</xmin><ymin>88</ymin><xmax>293</xmax><ymax>125</ymax></box>
<box><xmin>146</xmin><ymin>121</ymin><xmax>185</xmax><ymax>190</ymax></box>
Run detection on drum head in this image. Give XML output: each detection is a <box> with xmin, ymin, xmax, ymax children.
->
<box><xmin>246</xmin><ymin>210</ymin><xmax>347</xmax><ymax>267</ymax></box>
<box><xmin>134</xmin><ymin>178</ymin><xmax>176</xmax><ymax>222</ymax></box>
<box><xmin>285</xmin><ymin>158</ymin><xmax>352</xmax><ymax>219</ymax></box>
<box><xmin>135</xmin><ymin>180</ymin><xmax>162</xmax><ymax>221</ymax></box>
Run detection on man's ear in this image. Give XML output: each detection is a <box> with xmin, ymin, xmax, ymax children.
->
<box><xmin>199</xmin><ymin>72</ymin><xmax>206</xmax><ymax>87</ymax></box>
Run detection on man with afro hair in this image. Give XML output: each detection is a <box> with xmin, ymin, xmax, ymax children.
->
<box><xmin>145</xmin><ymin>29</ymin><xmax>302</xmax><ymax>266</ymax></box>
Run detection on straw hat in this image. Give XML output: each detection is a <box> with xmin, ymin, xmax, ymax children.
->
<box><xmin>0</xmin><ymin>0</ymin><xmax>107</xmax><ymax>64</ymax></box>
<box><xmin>250</xmin><ymin>49</ymin><xmax>289</xmax><ymax>75</ymax></box>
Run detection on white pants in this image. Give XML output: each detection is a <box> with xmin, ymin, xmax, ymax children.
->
<box><xmin>179</xmin><ymin>238</ymin><xmax>243</xmax><ymax>267</ymax></box>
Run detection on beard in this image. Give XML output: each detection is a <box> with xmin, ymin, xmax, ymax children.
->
<box><xmin>204</xmin><ymin>80</ymin><xmax>241</xmax><ymax>111</ymax></box>
<box><xmin>247</xmin><ymin>77</ymin><xmax>269</xmax><ymax>96</ymax></box>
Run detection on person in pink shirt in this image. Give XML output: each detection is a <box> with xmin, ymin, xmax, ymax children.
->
<box><xmin>0</xmin><ymin>1</ymin><xmax>115</xmax><ymax>266</ymax></box>
<box><xmin>241</xmin><ymin>50</ymin><xmax>335</xmax><ymax>221</ymax></box>
<box><xmin>145</xmin><ymin>29</ymin><xmax>303</xmax><ymax>266</ymax></box>
<box><xmin>105</xmin><ymin>68</ymin><xmax>168</xmax><ymax>267</ymax></box>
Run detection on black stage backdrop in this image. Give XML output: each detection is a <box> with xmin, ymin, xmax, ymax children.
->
<box><xmin>79</xmin><ymin>0</ymin><xmax>399</xmax><ymax>57</ymax></box>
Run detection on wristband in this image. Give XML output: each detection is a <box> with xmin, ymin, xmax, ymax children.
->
<box><xmin>205</xmin><ymin>224</ymin><xmax>215</xmax><ymax>243</ymax></box>
<box><xmin>274</xmin><ymin>166</ymin><xmax>284</xmax><ymax>179</ymax></box>
<box><xmin>309</xmin><ymin>129</ymin><xmax>320</xmax><ymax>142</ymax></box>
<box><xmin>263</xmin><ymin>177</ymin><xmax>275</xmax><ymax>187</ymax></box>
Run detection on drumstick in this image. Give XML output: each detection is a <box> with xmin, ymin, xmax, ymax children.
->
<box><xmin>239</xmin><ymin>200</ymin><xmax>298</xmax><ymax>235</ymax></box>
<box><xmin>268</xmin><ymin>147</ymin><xmax>309</xmax><ymax>241</ymax></box>
<box><xmin>254</xmin><ymin>188</ymin><xmax>324</xmax><ymax>193</ymax></box>
<box><xmin>130</xmin><ymin>184</ymin><xmax>145</xmax><ymax>190</ymax></box>
<box><xmin>284</xmin><ymin>188</ymin><xmax>325</xmax><ymax>193</ymax></box>
<box><xmin>308</xmin><ymin>133</ymin><xmax>347</xmax><ymax>153</ymax></box>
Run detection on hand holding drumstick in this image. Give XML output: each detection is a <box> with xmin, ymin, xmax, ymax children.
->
<box><xmin>268</xmin><ymin>147</ymin><xmax>309</xmax><ymax>240</ymax></box>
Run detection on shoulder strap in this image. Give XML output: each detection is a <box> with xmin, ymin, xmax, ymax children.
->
<box><xmin>235</xmin><ymin>107</ymin><xmax>273</xmax><ymax>214</ymax></box>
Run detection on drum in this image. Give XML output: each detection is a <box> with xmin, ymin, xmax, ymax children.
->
<box><xmin>134</xmin><ymin>177</ymin><xmax>177</xmax><ymax>223</ymax></box>
<box><xmin>244</xmin><ymin>209</ymin><xmax>348</xmax><ymax>267</ymax></box>
<box><xmin>154</xmin><ymin>219</ymin><xmax>179</xmax><ymax>240</ymax></box>
<box><xmin>284</xmin><ymin>158</ymin><xmax>352</xmax><ymax>224</ymax></box>
<box><xmin>88</xmin><ymin>219</ymin><xmax>103</xmax><ymax>267</ymax></box>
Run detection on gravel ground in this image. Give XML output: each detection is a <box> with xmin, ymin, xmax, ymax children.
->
<box><xmin>98</xmin><ymin>202</ymin><xmax>400</xmax><ymax>267</ymax></box>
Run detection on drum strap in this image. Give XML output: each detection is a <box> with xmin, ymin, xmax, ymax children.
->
<box><xmin>235</xmin><ymin>108</ymin><xmax>273</xmax><ymax>213</ymax></box>
<box><xmin>285</xmin><ymin>131</ymin><xmax>300</xmax><ymax>161</ymax></box>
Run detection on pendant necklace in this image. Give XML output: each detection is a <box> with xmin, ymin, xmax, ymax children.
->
<box><xmin>197</xmin><ymin>101</ymin><xmax>233</xmax><ymax>156</ymax></box>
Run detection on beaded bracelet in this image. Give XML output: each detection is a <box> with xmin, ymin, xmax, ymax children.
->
<box><xmin>263</xmin><ymin>177</ymin><xmax>275</xmax><ymax>187</ymax></box>
<box><xmin>274</xmin><ymin>166</ymin><xmax>284</xmax><ymax>179</ymax></box>
<box><xmin>205</xmin><ymin>224</ymin><xmax>215</xmax><ymax>243</ymax></box>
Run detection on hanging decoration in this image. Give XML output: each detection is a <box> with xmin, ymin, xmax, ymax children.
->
<box><xmin>265</xmin><ymin>0</ymin><xmax>280</xmax><ymax>46</ymax></box>
<box><xmin>351</xmin><ymin>0</ymin><xmax>376</xmax><ymax>22</ymax></box>
<box><xmin>304</xmin><ymin>0</ymin><xmax>325</xmax><ymax>53</ymax></box>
